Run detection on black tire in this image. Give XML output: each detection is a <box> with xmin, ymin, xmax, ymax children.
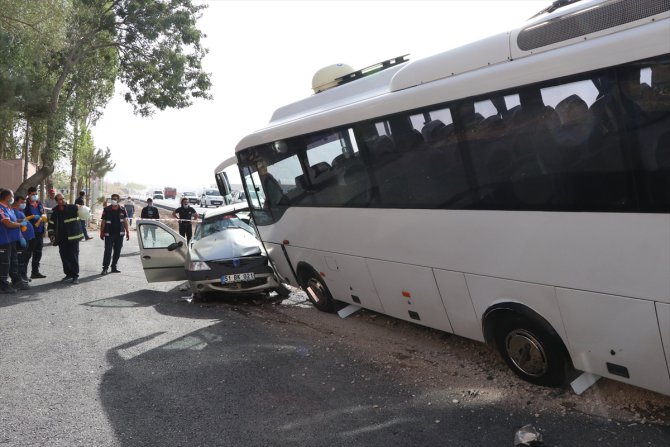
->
<box><xmin>300</xmin><ymin>271</ymin><xmax>336</xmax><ymax>313</ymax></box>
<box><xmin>494</xmin><ymin>313</ymin><xmax>569</xmax><ymax>387</ymax></box>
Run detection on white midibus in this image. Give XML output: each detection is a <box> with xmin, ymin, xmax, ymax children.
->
<box><xmin>217</xmin><ymin>0</ymin><xmax>670</xmax><ymax>395</ymax></box>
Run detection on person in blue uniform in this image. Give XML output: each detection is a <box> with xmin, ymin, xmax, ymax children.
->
<box><xmin>25</xmin><ymin>186</ymin><xmax>47</xmax><ymax>279</ymax></box>
<box><xmin>0</xmin><ymin>189</ymin><xmax>29</xmax><ymax>293</ymax></box>
<box><xmin>12</xmin><ymin>195</ymin><xmax>36</xmax><ymax>284</ymax></box>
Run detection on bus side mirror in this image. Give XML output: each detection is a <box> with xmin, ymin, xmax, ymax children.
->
<box><xmin>215</xmin><ymin>171</ymin><xmax>232</xmax><ymax>203</ymax></box>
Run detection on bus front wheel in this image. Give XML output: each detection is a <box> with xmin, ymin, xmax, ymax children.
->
<box><xmin>494</xmin><ymin>313</ymin><xmax>569</xmax><ymax>387</ymax></box>
<box><xmin>301</xmin><ymin>271</ymin><xmax>336</xmax><ymax>313</ymax></box>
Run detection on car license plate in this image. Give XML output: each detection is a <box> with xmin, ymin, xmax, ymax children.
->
<box><xmin>221</xmin><ymin>272</ymin><xmax>255</xmax><ymax>284</ymax></box>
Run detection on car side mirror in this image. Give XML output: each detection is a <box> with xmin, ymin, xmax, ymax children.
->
<box><xmin>167</xmin><ymin>241</ymin><xmax>184</xmax><ymax>251</ymax></box>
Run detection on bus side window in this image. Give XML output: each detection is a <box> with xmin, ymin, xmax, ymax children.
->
<box><xmin>625</xmin><ymin>58</ymin><xmax>670</xmax><ymax>210</ymax></box>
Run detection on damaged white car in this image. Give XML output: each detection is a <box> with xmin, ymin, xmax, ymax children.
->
<box><xmin>136</xmin><ymin>204</ymin><xmax>286</xmax><ymax>299</ymax></box>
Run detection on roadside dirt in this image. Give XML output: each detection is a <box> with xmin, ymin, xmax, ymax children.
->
<box><xmin>199</xmin><ymin>290</ymin><xmax>670</xmax><ymax>428</ymax></box>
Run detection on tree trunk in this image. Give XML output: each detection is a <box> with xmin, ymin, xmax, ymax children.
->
<box><xmin>23</xmin><ymin>120</ymin><xmax>30</xmax><ymax>181</ymax></box>
<box><xmin>69</xmin><ymin>112</ymin><xmax>79</xmax><ymax>203</ymax></box>
<box><xmin>16</xmin><ymin>165</ymin><xmax>54</xmax><ymax>196</ymax></box>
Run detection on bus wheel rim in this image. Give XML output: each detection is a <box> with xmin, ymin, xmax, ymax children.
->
<box><xmin>505</xmin><ymin>329</ymin><xmax>548</xmax><ymax>377</ymax></box>
<box><xmin>306</xmin><ymin>279</ymin><xmax>325</xmax><ymax>305</ymax></box>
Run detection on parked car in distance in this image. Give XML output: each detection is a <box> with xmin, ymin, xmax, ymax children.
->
<box><xmin>135</xmin><ymin>203</ymin><xmax>287</xmax><ymax>299</ymax></box>
<box><xmin>153</xmin><ymin>193</ymin><xmax>164</xmax><ymax>200</ymax></box>
<box><xmin>201</xmin><ymin>189</ymin><xmax>224</xmax><ymax>207</ymax></box>
<box><xmin>181</xmin><ymin>191</ymin><xmax>199</xmax><ymax>205</ymax></box>
<box><xmin>164</xmin><ymin>187</ymin><xmax>177</xmax><ymax>199</ymax></box>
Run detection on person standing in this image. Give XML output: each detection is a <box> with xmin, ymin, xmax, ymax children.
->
<box><xmin>100</xmin><ymin>193</ymin><xmax>129</xmax><ymax>275</ymax></box>
<box><xmin>48</xmin><ymin>193</ymin><xmax>84</xmax><ymax>284</ymax></box>
<box><xmin>43</xmin><ymin>188</ymin><xmax>57</xmax><ymax>220</ymax></box>
<box><xmin>74</xmin><ymin>190</ymin><xmax>93</xmax><ymax>240</ymax></box>
<box><xmin>12</xmin><ymin>195</ymin><xmax>36</xmax><ymax>284</ymax></box>
<box><xmin>25</xmin><ymin>186</ymin><xmax>47</xmax><ymax>279</ymax></box>
<box><xmin>124</xmin><ymin>197</ymin><xmax>135</xmax><ymax>229</ymax></box>
<box><xmin>172</xmin><ymin>197</ymin><xmax>199</xmax><ymax>243</ymax></box>
<box><xmin>0</xmin><ymin>189</ymin><xmax>29</xmax><ymax>293</ymax></box>
<box><xmin>140</xmin><ymin>198</ymin><xmax>159</xmax><ymax>243</ymax></box>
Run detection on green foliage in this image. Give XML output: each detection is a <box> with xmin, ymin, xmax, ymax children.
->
<box><xmin>114</xmin><ymin>0</ymin><xmax>212</xmax><ymax>116</ymax></box>
<box><xmin>1</xmin><ymin>0</ymin><xmax>212</xmax><ymax>193</ymax></box>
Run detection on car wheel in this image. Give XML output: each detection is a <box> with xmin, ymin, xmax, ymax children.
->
<box><xmin>494</xmin><ymin>313</ymin><xmax>569</xmax><ymax>387</ymax></box>
<box><xmin>300</xmin><ymin>271</ymin><xmax>335</xmax><ymax>313</ymax></box>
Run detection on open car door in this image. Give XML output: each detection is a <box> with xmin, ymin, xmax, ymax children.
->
<box><xmin>136</xmin><ymin>220</ymin><xmax>188</xmax><ymax>283</ymax></box>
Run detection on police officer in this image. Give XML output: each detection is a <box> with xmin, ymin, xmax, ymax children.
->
<box><xmin>48</xmin><ymin>193</ymin><xmax>84</xmax><ymax>284</ymax></box>
<box><xmin>0</xmin><ymin>189</ymin><xmax>29</xmax><ymax>293</ymax></box>
<box><xmin>100</xmin><ymin>193</ymin><xmax>129</xmax><ymax>275</ymax></box>
<box><xmin>25</xmin><ymin>186</ymin><xmax>47</xmax><ymax>279</ymax></box>
<box><xmin>172</xmin><ymin>197</ymin><xmax>199</xmax><ymax>243</ymax></box>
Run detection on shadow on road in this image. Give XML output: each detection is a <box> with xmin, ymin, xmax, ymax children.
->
<box><xmin>98</xmin><ymin>312</ymin><xmax>670</xmax><ymax>446</ymax></box>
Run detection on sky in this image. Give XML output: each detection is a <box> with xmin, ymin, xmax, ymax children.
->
<box><xmin>91</xmin><ymin>0</ymin><xmax>552</xmax><ymax>192</ymax></box>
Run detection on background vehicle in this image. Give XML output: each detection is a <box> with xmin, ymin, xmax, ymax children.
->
<box><xmin>164</xmin><ymin>187</ymin><xmax>177</xmax><ymax>199</ymax></box>
<box><xmin>201</xmin><ymin>189</ymin><xmax>224</xmax><ymax>207</ymax></box>
<box><xmin>152</xmin><ymin>190</ymin><xmax>164</xmax><ymax>201</ymax></box>
<box><xmin>135</xmin><ymin>204</ymin><xmax>282</xmax><ymax>299</ymax></box>
<box><xmin>222</xmin><ymin>0</ymin><xmax>670</xmax><ymax>396</ymax></box>
<box><xmin>181</xmin><ymin>191</ymin><xmax>199</xmax><ymax>205</ymax></box>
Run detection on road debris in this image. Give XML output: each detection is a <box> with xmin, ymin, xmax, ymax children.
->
<box><xmin>514</xmin><ymin>424</ymin><xmax>544</xmax><ymax>446</ymax></box>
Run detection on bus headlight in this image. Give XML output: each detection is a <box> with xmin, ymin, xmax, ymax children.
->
<box><xmin>188</xmin><ymin>261</ymin><xmax>211</xmax><ymax>271</ymax></box>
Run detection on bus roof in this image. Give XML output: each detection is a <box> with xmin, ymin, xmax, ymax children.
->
<box><xmin>235</xmin><ymin>0</ymin><xmax>669</xmax><ymax>153</ymax></box>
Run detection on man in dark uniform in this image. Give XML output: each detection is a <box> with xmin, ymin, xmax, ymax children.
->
<box><xmin>48</xmin><ymin>193</ymin><xmax>84</xmax><ymax>284</ymax></box>
<box><xmin>140</xmin><ymin>198</ymin><xmax>159</xmax><ymax>243</ymax></box>
<box><xmin>172</xmin><ymin>197</ymin><xmax>199</xmax><ymax>243</ymax></box>
<box><xmin>100</xmin><ymin>193</ymin><xmax>129</xmax><ymax>275</ymax></box>
<box><xmin>25</xmin><ymin>186</ymin><xmax>47</xmax><ymax>278</ymax></box>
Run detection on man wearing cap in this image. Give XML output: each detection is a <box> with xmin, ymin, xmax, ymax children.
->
<box><xmin>48</xmin><ymin>193</ymin><xmax>84</xmax><ymax>284</ymax></box>
<box><xmin>25</xmin><ymin>186</ymin><xmax>47</xmax><ymax>279</ymax></box>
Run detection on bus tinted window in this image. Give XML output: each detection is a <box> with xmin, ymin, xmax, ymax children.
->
<box><xmin>248</xmin><ymin>55</ymin><xmax>670</xmax><ymax>220</ymax></box>
<box><xmin>625</xmin><ymin>58</ymin><xmax>670</xmax><ymax>210</ymax></box>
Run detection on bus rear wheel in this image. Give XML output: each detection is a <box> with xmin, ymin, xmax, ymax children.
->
<box><xmin>301</xmin><ymin>272</ymin><xmax>335</xmax><ymax>313</ymax></box>
<box><xmin>494</xmin><ymin>313</ymin><xmax>569</xmax><ymax>387</ymax></box>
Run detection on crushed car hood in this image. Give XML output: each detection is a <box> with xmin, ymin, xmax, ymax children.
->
<box><xmin>190</xmin><ymin>228</ymin><xmax>262</xmax><ymax>261</ymax></box>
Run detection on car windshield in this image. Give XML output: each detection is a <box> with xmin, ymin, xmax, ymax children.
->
<box><xmin>193</xmin><ymin>214</ymin><xmax>256</xmax><ymax>241</ymax></box>
<box><xmin>183</xmin><ymin>192</ymin><xmax>195</xmax><ymax>196</ymax></box>
<box><xmin>205</xmin><ymin>190</ymin><xmax>220</xmax><ymax>196</ymax></box>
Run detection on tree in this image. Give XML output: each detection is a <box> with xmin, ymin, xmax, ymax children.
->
<box><xmin>6</xmin><ymin>0</ymin><xmax>211</xmax><ymax>194</ymax></box>
<box><xmin>0</xmin><ymin>1</ymin><xmax>69</xmax><ymax>161</ymax></box>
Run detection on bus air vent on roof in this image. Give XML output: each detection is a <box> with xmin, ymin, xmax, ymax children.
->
<box><xmin>517</xmin><ymin>0</ymin><xmax>670</xmax><ymax>51</ymax></box>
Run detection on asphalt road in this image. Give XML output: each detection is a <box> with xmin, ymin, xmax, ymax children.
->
<box><xmin>1</xmin><ymin>232</ymin><xmax>669</xmax><ymax>446</ymax></box>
